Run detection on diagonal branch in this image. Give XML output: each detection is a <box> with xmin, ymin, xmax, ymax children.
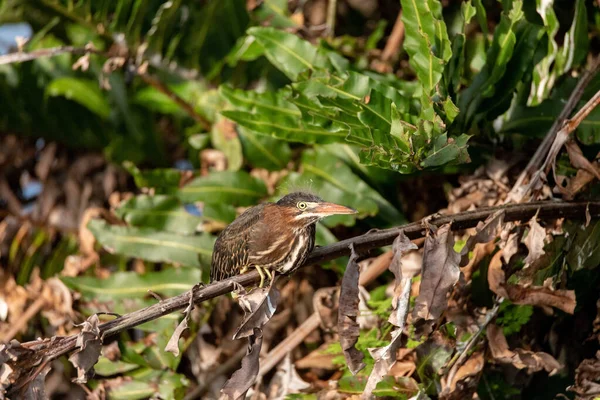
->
<box><xmin>508</xmin><ymin>56</ymin><xmax>600</xmax><ymax>202</ymax></box>
<box><xmin>6</xmin><ymin>200</ymin><xmax>600</xmax><ymax>388</ymax></box>
<box><xmin>138</xmin><ymin>73</ymin><xmax>211</xmax><ymax>130</ymax></box>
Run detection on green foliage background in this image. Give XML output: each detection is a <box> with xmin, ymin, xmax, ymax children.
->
<box><xmin>1</xmin><ymin>0</ymin><xmax>600</xmax><ymax>398</ymax></box>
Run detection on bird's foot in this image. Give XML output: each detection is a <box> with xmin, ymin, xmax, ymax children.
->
<box><xmin>254</xmin><ymin>265</ymin><xmax>274</xmax><ymax>288</ymax></box>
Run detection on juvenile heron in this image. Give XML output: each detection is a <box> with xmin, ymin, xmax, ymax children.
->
<box><xmin>210</xmin><ymin>192</ymin><xmax>357</xmax><ymax>286</ymax></box>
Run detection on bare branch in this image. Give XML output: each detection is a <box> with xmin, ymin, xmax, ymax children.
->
<box><xmin>138</xmin><ymin>73</ymin><xmax>211</xmax><ymax>131</ymax></box>
<box><xmin>0</xmin><ymin>46</ymin><xmax>101</xmax><ymax>66</ymax></box>
<box><xmin>381</xmin><ymin>11</ymin><xmax>404</xmax><ymax>62</ymax></box>
<box><xmin>6</xmin><ymin>200</ymin><xmax>600</xmax><ymax>390</ymax></box>
<box><xmin>509</xmin><ymin>56</ymin><xmax>600</xmax><ymax>202</ymax></box>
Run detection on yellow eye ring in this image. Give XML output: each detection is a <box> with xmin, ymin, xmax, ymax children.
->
<box><xmin>297</xmin><ymin>201</ymin><xmax>307</xmax><ymax>210</ymax></box>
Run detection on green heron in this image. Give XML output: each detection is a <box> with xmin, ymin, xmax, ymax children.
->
<box><xmin>210</xmin><ymin>192</ymin><xmax>357</xmax><ymax>286</ymax></box>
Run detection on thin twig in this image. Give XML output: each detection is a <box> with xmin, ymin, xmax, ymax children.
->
<box><xmin>0</xmin><ymin>46</ymin><xmax>100</xmax><ymax>66</ymax></box>
<box><xmin>443</xmin><ymin>298</ymin><xmax>503</xmax><ymax>384</ymax></box>
<box><xmin>519</xmin><ymin>87</ymin><xmax>600</xmax><ymax>199</ymax></box>
<box><xmin>508</xmin><ymin>56</ymin><xmax>600</xmax><ymax>202</ymax></box>
<box><xmin>6</xmin><ymin>200</ymin><xmax>600</xmax><ymax>389</ymax></box>
<box><xmin>326</xmin><ymin>0</ymin><xmax>338</xmax><ymax>38</ymax></box>
<box><xmin>381</xmin><ymin>11</ymin><xmax>404</xmax><ymax>62</ymax></box>
<box><xmin>139</xmin><ymin>73</ymin><xmax>211</xmax><ymax>131</ymax></box>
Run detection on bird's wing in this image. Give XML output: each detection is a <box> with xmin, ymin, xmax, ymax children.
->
<box><xmin>210</xmin><ymin>204</ymin><xmax>266</xmax><ymax>282</ymax></box>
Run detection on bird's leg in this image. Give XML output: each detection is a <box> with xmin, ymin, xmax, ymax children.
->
<box><xmin>255</xmin><ymin>265</ymin><xmax>266</xmax><ymax>288</ymax></box>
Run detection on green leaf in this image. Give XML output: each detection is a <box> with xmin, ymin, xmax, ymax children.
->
<box><xmin>45</xmin><ymin>77</ymin><xmax>110</xmax><ymax>119</ymax></box>
<box><xmin>252</xmin><ymin>0</ymin><xmax>299</xmax><ymax>28</ymax></box>
<box><xmin>496</xmin><ymin>302</ymin><xmax>533</xmax><ymax>336</ymax></box>
<box><xmin>528</xmin><ymin>0</ymin><xmax>560</xmax><ymax>106</ymax></box>
<box><xmin>444</xmin><ymin>1</ymin><xmax>477</xmax><ymax>95</ymax></box>
<box><xmin>401</xmin><ymin>0</ymin><xmax>452</xmax><ymax>93</ymax></box>
<box><xmin>61</xmin><ymin>267</ymin><xmax>200</xmax><ymax>301</ymax></box>
<box><xmin>94</xmin><ymin>357</ymin><xmax>139</xmax><ymax>377</ymax></box>
<box><xmin>238</xmin><ymin>126</ymin><xmax>292</xmax><ymax>170</ymax></box>
<box><xmin>115</xmin><ymin>195</ymin><xmax>201</xmax><ymax>235</ymax></box>
<box><xmin>457</xmin><ymin>0</ymin><xmax>537</xmax><ymax>129</ymax></box>
<box><xmin>123</xmin><ymin>162</ymin><xmax>183</xmax><ymax>192</ymax></box>
<box><xmin>421</xmin><ymin>133</ymin><xmax>471</xmax><ymax>168</ymax></box>
<box><xmin>105</xmin><ymin>380</ymin><xmax>155</xmax><ymax>400</ymax></box>
<box><xmin>247</xmin><ymin>26</ymin><xmax>320</xmax><ymax>80</ymax></box>
<box><xmin>88</xmin><ymin>219</ymin><xmax>214</xmax><ymax>267</ymax></box>
<box><xmin>133</xmin><ymin>81</ymin><xmax>207</xmax><ymax>115</ymax></box>
<box><xmin>566</xmin><ymin>220</ymin><xmax>600</xmax><ymax>272</ymax></box>
<box><xmin>176</xmin><ymin>170</ymin><xmax>267</xmax><ymax>205</ymax></box>
<box><xmin>221</xmin><ymin>109</ymin><xmax>346</xmax><ymax>144</ymax></box>
<box><xmin>219</xmin><ymin>85</ymin><xmax>301</xmax><ymax>117</ymax></box>
<box><xmin>552</xmin><ymin>0</ymin><xmax>588</xmax><ymax>79</ymax></box>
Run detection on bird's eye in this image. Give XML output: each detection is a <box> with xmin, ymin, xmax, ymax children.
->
<box><xmin>297</xmin><ymin>201</ymin><xmax>307</xmax><ymax>210</ymax></box>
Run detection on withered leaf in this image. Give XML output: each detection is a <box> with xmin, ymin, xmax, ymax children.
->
<box><xmin>488</xmin><ymin>251</ymin><xmax>576</xmax><ymax>314</ymax></box>
<box><xmin>165</xmin><ymin>284</ymin><xmax>200</xmax><ymax>356</ymax></box>
<box><xmin>68</xmin><ymin>314</ymin><xmax>102</xmax><ymax>384</ymax></box>
<box><xmin>233</xmin><ymin>279</ymin><xmax>280</xmax><ymax>340</ymax></box>
<box><xmin>269</xmin><ymin>354</ymin><xmax>310</xmax><ymax>398</ymax></box>
<box><xmin>22</xmin><ymin>365</ymin><xmax>51</xmax><ymax>400</ymax></box>
<box><xmin>441</xmin><ymin>352</ymin><xmax>484</xmax><ymax>399</ymax></box>
<box><xmin>364</xmin><ymin>279</ymin><xmax>412</xmax><ymax>399</ymax></box>
<box><xmin>413</xmin><ymin>224</ymin><xmax>461</xmax><ymax>324</ymax></box>
<box><xmin>566</xmin><ymin>140</ymin><xmax>600</xmax><ymax>180</ymax></box>
<box><xmin>389</xmin><ymin>232</ymin><xmax>419</xmax><ymax>283</ymax></box>
<box><xmin>569</xmin><ymin>350</ymin><xmax>600</xmax><ymax>398</ymax></box>
<box><xmin>221</xmin><ymin>328</ymin><xmax>264</xmax><ymax>400</ymax></box>
<box><xmin>505</xmin><ymin>285</ymin><xmax>576</xmax><ymax>314</ymax></box>
<box><xmin>338</xmin><ymin>245</ymin><xmax>366</xmax><ymax>375</ymax></box>
<box><xmin>460</xmin><ymin>211</ymin><xmax>504</xmax><ymax>266</ymax></box>
<box><xmin>363</xmin><ymin>232</ymin><xmax>417</xmax><ymax>399</ymax></box>
<box><xmin>487</xmin><ymin>324</ymin><xmax>561</xmax><ymax>375</ymax></box>
<box><xmin>523</xmin><ymin>216</ymin><xmax>546</xmax><ymax>266</ymax></box>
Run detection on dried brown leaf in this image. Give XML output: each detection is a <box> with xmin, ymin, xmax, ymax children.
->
<box><xmin>165</xmin><ymin>284</ymin><xmax>200</xmax><ymax>356</ymax></box>
<box><xmin>460</xmin><ymin>211</ymin><xmax>504</xmax><ymax>265</ymax></box>
<box><xmin>413</xmin><ymin>224</ymin><xmax>461</xmax><ymax>325</ymax></box>
<box><xmin>487</xmin><ymin>324</ymin><xmax>561</xmax><ymax>375</ymax></box>
<box><xmin>22</xmin><ymin>365</ymin><xmax>51</xmax><ymax>400</ymax></box>
<box><xmin>221</xmin><ymin>328</ymin><xmax>264</xmax><ymax>400</ymax></box>
<box><xmin>569</xmin><ymin>350</ymin><xmax>600</xmax><ymax>399</ymax></box>
<box><xmin>363</xmin><ymin>233</ymin><xmax>419</xmax><ymax>399</ymax></box>
<box><xmin>523</xmin><ymin>216</ymin><xmax>546</xmax><ymax>266</ymax></box>
<box><xmin>505</xmin><ymin>285</ymin><xmax>576</xmax><ymax>314</ymax></box>
<box><xmin>295</xmin><ymin>342</ymin><xmax>338</xmax><ymax>370</ymax></box>
<box><xmin>68</xmin><ymin>314</ymin><xmax>102</xmax><ymax>384</ymax></box>
<box><xmin>267</xmin><ymin>354</ymin><xmax>310</xmax><ymax>399</ymax></box>
<box><xmin>441</xmin><ymin>352</ymin><xmax>484</xmax><ymax>399</ymax></box>
<box><xmin>488</xmin><ymin>251</ymin><xmax>576</xmax><ymax>313</ymax></box>
<box><xmin>233</xmin><ymin>280</ymin><xmax>280</xmax><ymax>340</ymax></box>
<box><xmin>502</xmin><ymin>231</ymin><xmax>520</xmax><ymax>264</ymax></box>
<box><xmin>364</xmin><ymin>280</ymin><xmax>411</xmax><ymax>399</ymax></box>
<box><xmin>338</xmin><ymin>245</ymin><xmax>365</xmax><ymax>375</ymax></box>
<box><xmin>566</xmin><ymin>140</ymin><xmax>600</xmax><ymax>180</ymax></box>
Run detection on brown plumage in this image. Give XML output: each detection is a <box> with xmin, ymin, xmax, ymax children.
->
<box><xmin>210</xmin><ymin>192</ymin><xmax>357</xmax><ymax>284</ymax></box>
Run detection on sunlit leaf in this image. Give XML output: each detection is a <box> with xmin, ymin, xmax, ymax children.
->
<box><xmin>61</xmin><ymin>267</ymin><xmax>200</xmax><ymax>301</ymax></box>
<box><xmin>88</xmin><ymin>219</ymin><xmax>214</xmax><ymax>267</ymax></box>
<box><xmin>176</xmin><ymin>170</ymin><xmax>267</xmax><ymax>205</ymax></box>
<box><xmin>401</xmin><ymin>0</ymin><xmax>452</xmax><ymax>94</ymax></box>
<box><xmin>115</xmin><ymin>195</ymin><xmax>201</xmax><ymax>235</ymax></box>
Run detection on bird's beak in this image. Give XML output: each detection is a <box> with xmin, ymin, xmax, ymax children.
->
<box><xmin>313</xmin><ymin>202</ymin><xmax>358</xmax><ymax>216</ymax></box>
